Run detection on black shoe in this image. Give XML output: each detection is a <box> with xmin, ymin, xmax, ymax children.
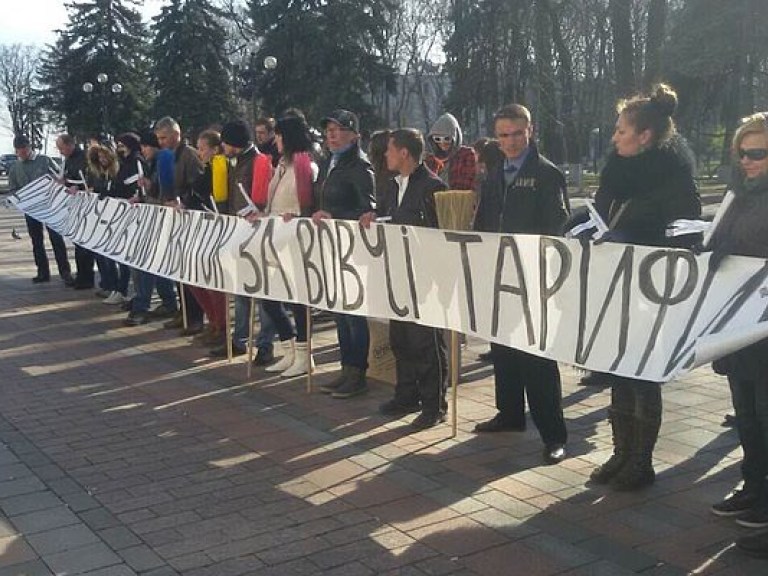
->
<box><xmin>735</xmin><ymin>507</ymin><xmax>768</xmax><ymax>529</ymax></box>
<box><xmin>209</xmin><ymin>343</ymin><xmax>246</xmax><ymax>358</ymax></box>
<box><xmin>473</xmin><ymin>413</ymin><xmax>525</xmax><ymax>433</ymax></box>
<box><xmin>578</xmin><ymin>372</ymin><xmax>610</xmax><ymax>387</ymax></box>
<box><xmin>736</xmin><ymin>529</ymin><xmax>768</xmax><ymax>558</ymax></box>
<box><xmin>478</xmin><ymin>350</ymin><xmax>493</xmax><ymax>362</ymax></box>
<box><xmin>123</xmin><ymin>312</ymin><xmax>149</xmax><ymax>327</ymax></box>
<box><xmin>148</xmin><ymin>304</ymin><xmax>178</xmax><ymax>320</ymax></box>
<box><xmin>179</xmin><ymin>323</ymin><xmax>204</xmax><ymax>336</ymax></box>
<box><xmin>253</xmin><ymin>348</ymin><xmax>275</xmax><ymax>366</ymax></box>
<box><xmin>332</xmin><ymin>367</ymin><xmax>368</xmax><ymax>399</ymax></box>
<box><xmin>712</xmin><ymin>489</ymin><xmax>759</xmax><ymax>517</ymax></box>
<box><xmin>319</xmin><ymin>367</ymin><xmax>350</xmax><ymax>394</ymax></box>
<box><xmin>62</xmin><ymin>273</ymin><xmax>76</xmax><ymax>286</ymax></box>
<box><xmin>379</xmin><ymin>399</ymin><xmax>421</xmax><ymax>417</ymax></box>
<box><xmin>163</xmin><ymin>315</ymin><xmax>185</xmax><ymax>329</ymax></box>
<box><xmin>543</xmin><ymin>443</ymin><xmax>567</xmax><ymax>465</ymax></box>
<box><xmin>411</xmin><ymin>411</ymin><xmax>446</xmax><ymax>430</ymax></box>
<box><xmin>32</xmin><ymin>274</ymin><xmax>50</xmax><ymax>283</ymax></box>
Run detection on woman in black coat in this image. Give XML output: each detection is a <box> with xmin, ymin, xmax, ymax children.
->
<box><xmin>708</xmin><ymin>113</ymin><xmax>768</xmax><ymax>540</ymax></box>
<box><xmin>589</xmin><ymin>84</ymin><xmax>701</xmax><ymax>491</ymax></box>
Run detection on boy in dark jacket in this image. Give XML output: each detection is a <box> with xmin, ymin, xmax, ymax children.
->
<box><xmin>361</xmin><ymin>129</ymin><xmax>449</xmax><ymax>429</ymax></box>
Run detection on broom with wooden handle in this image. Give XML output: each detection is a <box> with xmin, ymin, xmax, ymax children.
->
<box><xmin>434</xmin><ymin>190</ymin><xmax>477</xmax><ymax>438</ymax></box>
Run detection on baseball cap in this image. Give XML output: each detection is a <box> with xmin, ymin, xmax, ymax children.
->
<box><xmin>320</xmin><ymin>109</ymin><xmax>359</xmax><ymax>134</ymax></box>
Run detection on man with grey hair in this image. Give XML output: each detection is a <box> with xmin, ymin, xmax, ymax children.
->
<box><xmin>152</xmin><ymin>117</ymin><xmax>204</xmax><ymax>334</ymax></box>
<box><xmin>9</xmin><ymin>134</ymin><xmax>72</xmax><ymax>284</ymax></box>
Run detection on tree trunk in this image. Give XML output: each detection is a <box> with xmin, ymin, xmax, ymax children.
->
<box><xmin>643</xmin><ymin>0</ymin><xmax>667</xmax><ymax>89</ymax></box>
<box><xmin>610</xmin><ymin>0</ymin><xmax>635</xmax><ymax>96</ymax></box>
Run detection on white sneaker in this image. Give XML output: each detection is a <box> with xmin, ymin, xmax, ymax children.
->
<box><xmin>103</xmin><ymin>291</ymin><xmax>126</xmax><ymax>305</ymax></box>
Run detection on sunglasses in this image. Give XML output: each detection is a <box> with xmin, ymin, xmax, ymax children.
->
<box><xmin>432</xmin><ymin>135</ymin><xmax>453</xmax><ymax>144</ymax></box>
<box><xmin>739</xmin><ymin>148</ymin><xmax>768</xmax><ymax>161</ymax></box>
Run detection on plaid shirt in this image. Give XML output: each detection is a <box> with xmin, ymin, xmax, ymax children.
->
<box><xmin>424</xmin><ymin>146</ymin><xmax>477</xmax><ymax>191</ymax></box>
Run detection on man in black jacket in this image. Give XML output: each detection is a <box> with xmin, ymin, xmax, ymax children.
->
<box><xmin>56</xmin><ymin>134</ymin><xmax>93</xmax><ymax>288</ymax></box>
<box><xmin>313</xmin><ymin>109</ymin><xmax>376</xmax><ymax>399</ymax></box>
<box><xmin>361</xmin><ymin>129</ymin><xmax>449</xmax><ymax>429</ymax></box>
<box><xmin>473</xmin><ymin>103</ymin><xmax>570</xmax><ymax>465</ymax></box>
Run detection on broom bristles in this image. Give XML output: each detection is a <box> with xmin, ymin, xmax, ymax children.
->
<box><xmin>435</xmin><ymin>189</ymin><xmax>476</xmax><ymax>231</ymax></box>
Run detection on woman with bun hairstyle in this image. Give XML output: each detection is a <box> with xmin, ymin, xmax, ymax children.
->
<box><xmin>708</xmin><ymin>113</ymin><xmax>768</xmax><ymax>539</ymax></box>
<box><xmin>588</xmin><ymin>84</ymin><xmax>701</xmax><ymax>491</ymax></box>
<box><xmin>249</xmin><ymin>110</ymin><xmax>317</xmax><ymax>377</ymax></box>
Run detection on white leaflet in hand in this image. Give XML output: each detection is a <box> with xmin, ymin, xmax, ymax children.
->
<box><xmin>585</xmin><ymin>200</ymin><xmax>609</xmax><ymax>240</ymax></box>
<box><xmin>237</xmin><ymin>205</ymin><xmax>258</xmax><ymax>217</ymax></box>
<box><xmin>565</xmin><ymin>200</ymin><xmax>609</xmax><ymax>240</ymax></box>
<box><xmin>137</xmin><ymin>160</ymin><xmax>145</xmax><ymax>197</ymax></box>
<box><xmin>238</xmin><ymin>183</ymin><xmax>256</xmax><ymax>208</ymax></box>
<box><xmin>665</xmin><ymin>219</ymin><xmax>711</xmax><ymax>237</ymax></box>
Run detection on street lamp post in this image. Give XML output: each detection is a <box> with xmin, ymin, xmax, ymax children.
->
<box><xmin>82</xmin><ymin>73</ymin><xmax>122</xmax><ymax>137</ymax></box>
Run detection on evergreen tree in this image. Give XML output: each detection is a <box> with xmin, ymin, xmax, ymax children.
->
<box><xmin>38</xmin><ymin>0</ymin><xmax>151</xmax><ymax>138</ymax></box>
<box><xmin>150</xmin><ymin>0</ymin><xmax>235</xmax><ymax>135</ymax></box>
<box><xmin>245</xmin><ymin>0</ymin><xmax>396</xmax><ymax>129</ymax></box>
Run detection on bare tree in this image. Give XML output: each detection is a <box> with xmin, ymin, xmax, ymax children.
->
<box><xmin>610</xmin><ymin>0</ymin><xmax>635</xmax><ymax>96</ymax></box>
<box><xmin>0</xmin><ymin>44</ymin><xmax>45</xmax><ymax>146</ymax></box>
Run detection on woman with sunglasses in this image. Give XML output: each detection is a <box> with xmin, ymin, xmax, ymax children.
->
<box><xmin>708</xmin><ymin>113</ymin><xmax>768</xmax><ymax>542</ymax></box>
<box><xmin>588</xmin><ymin>84</ymin><xmax>701</xmax><ymax>491</ymax></box>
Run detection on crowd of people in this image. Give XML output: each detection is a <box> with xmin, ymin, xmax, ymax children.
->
<box><xmin>7</xmin><ymin>85</ymin><xmax>768</xmax><ymax>559</ymax></box>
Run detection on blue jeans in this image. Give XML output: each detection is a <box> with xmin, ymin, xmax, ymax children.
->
<box><xmin>334</xmin><ymin>313</ymin><xmax>369</xmax><ymax>370</ymax></box>
<box><xmin>133</xmin><ymin>271</ymin><xmax>177</xmax><ymax>314</ymax></box>
<box><xmin>96</xmin><ymin>255</ymin><xmax>131</xmax><ymax>294</ymax></box>
<box><xmin>261</xmin><ymin>301</ymin><xmax>309</xmax><ymax>343</ymax></box>
<box><xmin>233</xmin><ymin>296</ymin><xmax>276</xmax><ymax>351</ymax></box>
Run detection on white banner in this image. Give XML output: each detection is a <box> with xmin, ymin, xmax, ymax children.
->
<box><xmin>8</xmin><ymin>175</ymin><xmax>768</xmax><ymax>383</ymax></box>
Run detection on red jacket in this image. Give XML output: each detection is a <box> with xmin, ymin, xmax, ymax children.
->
<box><xmin>424</xmin><ymin>146</ymin><xmax>477</xmax><ymax>191</ymax></box>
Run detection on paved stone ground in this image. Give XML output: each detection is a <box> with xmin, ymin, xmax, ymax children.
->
<box><xmin>0</xmin><ymin>205</ymin><xmax>765</xmax><ymax>576</ymax></box>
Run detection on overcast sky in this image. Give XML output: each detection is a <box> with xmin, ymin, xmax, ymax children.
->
<box><xmin>0</xmin><ymin>0</ymin><xmax>165</xmax><ymax>155</ymax></box>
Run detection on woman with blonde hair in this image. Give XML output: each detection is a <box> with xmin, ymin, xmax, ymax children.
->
<box><xmin>87</xmin><ymin>143</ymin><xmax>132</xmax><ymax>304</ymax></box>
<box><xmin>709</xmin><ymin>113</ymin><xmax>768</xmax><ymax>543</ymax></box>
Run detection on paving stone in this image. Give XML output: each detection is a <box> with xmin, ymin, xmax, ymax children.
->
<box><xmin>80</xmin><ymin>508</ymin><xmax>123</xmax><ymax>530</ymax></box>
<box><xmin>118</xmin><ymin>545</ymin><xmax>167</xmax><ymax>572</ymax></box>
<box><xmin>578</xmin><ymin>535</ymin><xmax>660</xmax><ymax>573</ymax></box>
<box><xmin>97</xmin><ymin>526</ymin><xmax>143</xmax><ymax>550</ymax></box>
<box><xmin>0</xmin><ymin>478</ymin><xmax>46</xmax><ymax>499</ymax></box>
<box><xmin>81</xmin><ymin>565</ymin><xmax>137</xmax><ymax>576</ymax></box>
<box><xmin>10</xmin><ymin>506</ymin><xmax>81</xmax><ymax>534</ymax></box>
<box><xmin>0</xmin><ymin>559</ymin><xmax>54</xmax><ymax>576</ymax></box>
<box><xmin>25</xmin><ymin>523</ymin><xmax>100</xmax><ymax>555</ymax></box>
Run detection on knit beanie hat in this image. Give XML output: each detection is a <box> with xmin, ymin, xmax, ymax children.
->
<box><xmin>139</xmin><ymin>131</ymin><xmax>159</xmax><ymax>149</ymax></box>
<box><xmin>221</xmin><ymin>120</ymin><xmax>252</xmax><ymax>149</ymax></box>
